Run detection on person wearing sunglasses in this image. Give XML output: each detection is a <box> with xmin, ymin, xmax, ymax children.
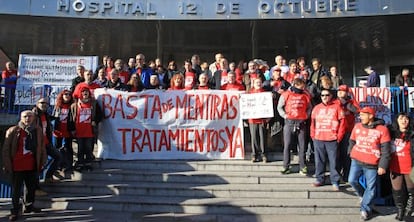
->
<box><xmin>310</xmin><ymin>88</ymin><xmax>345</xmax><ymax>191</ymax></box>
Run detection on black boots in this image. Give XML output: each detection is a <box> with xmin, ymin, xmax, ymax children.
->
<box><xmin>406</xmin><ymin>189</ymin><xmax>414</xmax><ymax>219</ymax></box>
<box><xmin>393</xmin><ymin>189</ymin><xmax>406</xmax><ymax>221</ymax></box>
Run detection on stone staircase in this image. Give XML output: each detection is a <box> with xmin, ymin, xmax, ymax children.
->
<box><xmin>25</xmin><ymin>154</ymin><xmax>387</xmax><ymax>221</ymax></box>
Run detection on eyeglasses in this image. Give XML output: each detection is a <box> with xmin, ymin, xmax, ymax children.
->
<box><xmin>321</xmin><ymin>94</ymin><xmax>331</xmax><ymax>97</ymax></box>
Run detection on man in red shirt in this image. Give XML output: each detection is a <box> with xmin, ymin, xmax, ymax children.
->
<box><xmin>277</xmin><ymin>78</ymin><xmax>311</xmax><ymax>175</ymax></box>
<box><xmin>1</xmin><ymin>61</ymin><xmax>19</xmax><ymax>109</ymax></box>
<box><xmin>72</xmin><ymin>70</ymin><xmax>101</xmax><ymax>100</ymax></box>
<box><xmin>310</xmin><ymin>88</ymin><xmax>345</xmax><ymax>190</ymax></box>
<box><xmin>348</xmin><ymin>106</ymin><xmax>391</xmax><ymax>220</ymax></box>
<box><xmin>2</xmin><ymin>110</ymin><xmax>47</xmax><ymax>221</ymax></box>
<box><xmin>221</xmin><ymin>71</ymin><xmax>245</xmax><ymax>91</ymax></box>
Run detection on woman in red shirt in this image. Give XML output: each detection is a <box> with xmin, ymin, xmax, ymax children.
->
<box><xmin>52</xmin><ymin>89</ymin><xmax>74</xmax><ymax>171</ymax></box>
<box><xmin>389</xmin><ymin>113</ymin><xmax>414</xmax><ymax>221</ymax></box>
<box><xmin>68</xmin><ymin>87</ymin><xmax>102</xmax><ymax>171</ymax></box>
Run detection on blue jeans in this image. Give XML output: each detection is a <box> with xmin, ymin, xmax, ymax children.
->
<box><xmin>348</xmin><ymin>159</ymin><xmax>377</xmax><ymax>213</ymax></box>
<box><xmin>313</xmin><ymin>140</ymin><xmax>339</xmax><ymax>185</ymax></box>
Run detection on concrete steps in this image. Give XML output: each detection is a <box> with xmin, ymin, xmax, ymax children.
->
<box><xmin>30</xmin><ymin>157</ymin><xmax>370</xmax><ymax>217</ymax></box>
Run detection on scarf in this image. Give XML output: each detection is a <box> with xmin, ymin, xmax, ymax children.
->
<box><xmin>18</xmin><ymin>122</ymin><xmax>37</xmax><ymax>152</ymax></box>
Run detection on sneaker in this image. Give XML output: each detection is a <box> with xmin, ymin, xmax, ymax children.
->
<box><xmin>360</xmin><ymin>210</ymin><xmax>369</xmax><ymax>221</ymax></box>
<box><xmin>35</xmin><ymin>189</ymin><xmax>47</xmax><ymax>196</ymax></box>
<box><xmin>299</xmin><ymin>167</ymin><xmax>308</xmax><ymax>175</ymax></box>
<box><xmin>281</xmin><ymin>168</ymin><xmax>291</xmax><ymax>174</ymax></box>
<box><xmin>312</xmin><ymin>181</ymin><xmax>323</xmax><ymax>187</ymax></box>
<box><xmin>251</xmin><ymin>157</ymin><xmax>257</xmax><ymax>163</ymax></box>
<box><xmin>8</xmin><ymin>214</ymin><xmax>17</xmax><ymax>221</ymax></box>
<box><xmin>262</xmin><ymin>156</ymin><xmax>268</xmax><ymax>163</ymax></box>
<box><xmin>332</xmin><ymin>184</ymin><xmax>339</xmax><ymax>191</ymax></box>
<box><xmin>24</xmin><ymin>205</ymin><xmax>42</xmax><ymax>213</ymax></box>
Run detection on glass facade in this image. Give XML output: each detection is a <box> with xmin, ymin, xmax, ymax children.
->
<box><xmin>0</xmin><ymin>13</ymin><xmax>413</xmax><ymax>86</ymax></box>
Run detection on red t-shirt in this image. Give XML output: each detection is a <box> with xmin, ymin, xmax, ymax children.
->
<box><xmin>57</xmin><ymin>103</ymin><xmax>71</xmax><ymax>138</ymax></box>
<box><xmin>310</xmin><ymin>101</ymin><xmax>344</xmax><ymax>141</ymax></box>
<box><xmin>390</xmin><ymin>136</ymin><xmax>412</xmax><ymax>174</ymax></box>
<box><xmin>40</xmin><ymin>114</ymin><xmax>49</xmax><ymax>145</ymax></box>
<box><xmin>221</xmin><ymin>83</ymin><xmax>245</xmax><ymax>91</ymax></box>
<box><xmin>75</xmin><ymin>102</ymin><xmax>94</xmax><ymax>138</ymax></box>
<box><xmin>13</xmin><ymin>129</ymin><xmax>36</xmax><ymax>171</ymax></box>
<box><xmin>118</xmin><ymin>70</ymin><xmax>130</xmax><ymax>84</ymax></box>
<box><xmin>184</xmin><ymin>71</ymin><xmax>196</xmax><ymax>90</ymax></box>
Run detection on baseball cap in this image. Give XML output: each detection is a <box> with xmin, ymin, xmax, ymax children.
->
<box><xmin>338</xmin><ymin>85</ymin><xmax>349</xmax><ymax>92</ymax></box>
<box><xmin>360</xmin><ymin>107</ymin><xmax>375</xmax><ymax>115</ymax></box>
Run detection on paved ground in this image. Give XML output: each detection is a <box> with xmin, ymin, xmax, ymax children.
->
<box><xmin>0</xmin><ymin>199</ymin><xmax>404</xmax><ymax>222</ymax></box>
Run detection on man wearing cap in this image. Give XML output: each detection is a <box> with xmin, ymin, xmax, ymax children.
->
<box><xmin>336</xmin><ymin>85</ymin><xmax>359</xmax><ymax>182</ymax></box>
<box><xmin>348</xmin><ymin>106</ymin><xmax>391</xmax><ymax>220</ymax></box>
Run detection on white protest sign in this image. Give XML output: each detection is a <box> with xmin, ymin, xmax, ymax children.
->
<box><xmin>239</xmin><ymin>92</ymin><xmax>274</xmax><ymax>119</ymax></box>
<box><xmin>16</xmin><ymin>54</ymin><xmax>98</xmax><ymax>105</ymax></box>
<box><xmin>95</xmin><ymin>89</ymin><xmax>245</xmax><ymax>160</ymax></box>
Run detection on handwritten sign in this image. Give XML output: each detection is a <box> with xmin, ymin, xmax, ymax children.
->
<box><xmin>239</xmin><ymin>92</ymin><xmax>274</xmax><ymax>119</ymax></box>
<box><xmin>95</xmin><ymin>89</ymin><xmax>245</xmax><ymax>160</ymax></box>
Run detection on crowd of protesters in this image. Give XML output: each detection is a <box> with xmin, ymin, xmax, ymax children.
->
<box><xmin>1</xmin><ymin>52</ymin><xmax>414</xmax><ymax>221</ymax></box>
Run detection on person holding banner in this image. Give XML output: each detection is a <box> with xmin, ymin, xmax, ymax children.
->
<box><xmin>388</xmin><ymin>113</ymin><xmax>414</xmax><ymax>221</ymax></box>
<box><xmin>2</xmin><ymin>110</ymin><xmax>47</xmax><ymax>221</ymax></box>
<box><xmin>126</xmin><ymin>73</ymin><xmax>145</xmax><ymax>92</ymax></box>
<box><xmin>68</xmin><ymin>87</ymin><xmax>102</xmax><ymax>171</ymax></box>
<box><xmin>310</xmin><ymin>88</ymin><xmax>345</xmax><ymax>191</ymax></box>
<box><xmin>248</xmin><ymin>78</ymin><xmax>268</xmax><ymax>163</ymax></box>
<box><xmin>194</xmin><ymin>73</ymin><xmax>211</xmax><ymax>90</ymax></box>
<box><xmin>348</xmin><ymin>106</ymin><xmax>391</xmax><ymax>221</ymax></box>
<box><xmin>169</xmin><ymin>73</ymin><xmax>185</xmax><ymax>90</ymax></box>
<box><xmin>277</xmin><ymin>78</ymin><xmax>312</xmax><ymax>174</ymax></box>
<box><xmin>104</xmin><ymin>69</ymin><xmax>128</xmax><ymax>91</ymax></box>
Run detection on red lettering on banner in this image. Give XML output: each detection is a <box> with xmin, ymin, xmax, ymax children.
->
<box><xmin>140</xmin><ymin>94</ymin><xmax>153</xmax><ymax>119</ymax></box>
<box><xmin>126</xmin><ymin>95</ymin><xmax>138</xmax><ymax>119</ymax></box>
<box><xmin>118</xmin><ymin>128</ymin><xmax>131</xmax><ymax>154</ymax></box>
<box><xmin>132</xmin><ymin>128</ymin><xmax>143</xmax><ymax>152</ymax></box>
<box><xmin>112</xmin><ymin>94</ymin><xmax>126</xmax><ymax>119</ymax></box>
<box><xmin>101</xmin><ymin>94</ymin><xmax>113</xmax><ymax>119</ymax></box>
<box><xmin>118</xmin><ymin>127</ymin><xmax>244</xmax><ymax>158</ymax></box>
<box><xmin>151</xmin><ymin>96</ymin><xmax>162</xmax><ymax>119</ymax></box>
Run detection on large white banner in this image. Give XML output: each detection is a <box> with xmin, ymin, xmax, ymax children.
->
<box><xmin>95</xmin><ymin>89</ymin><xmax>245</xmax><ymax>160</ymax></box>
<box><xmin>16</xmin><ymin>54</ymin><xmax>98</xmax><ymax>105</ymax></box>
<box><xmin>350</xmin><ymin>87</ymin><xmax>392</xmax><ymax>124</ymax></box>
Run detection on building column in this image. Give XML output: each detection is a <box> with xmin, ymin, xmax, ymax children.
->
<box><xmin>250</xmin><ymin>20</ymin><xmax>258</xmax><ymax>59</ymax></box>
<box><xmin>156</xmin><ymin>20</ymin><xmax>163</xmax><ymax>60</ymax></box>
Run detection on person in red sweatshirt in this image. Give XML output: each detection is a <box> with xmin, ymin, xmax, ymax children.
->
<box><xmin>335</xmin><ymin>84</ymin><xmax>359</xmax><ymax>182</ymax></box>
<box><xmin>310</xmin><ymin>88</ymin><xmax>345</xmax><ymax>191</ymax></box>
<box><xmin>348</xmin><ymin>106</ymin><xmax>391</xmax><ymax>221</ymax></box>
<box><xmin>248</xmin><ymin>78</ymin><xmax>268</xmax><ymax>163</ymax></box>
<box><xmin>277</xmin><ymin>78</ymin><xmax>312</xmax><ymax>175</ymax></box>
<box><xmin>2</xmin><ymin>110</ymin><xmax>47</xmax><ymax>221</ymax></box>
<box><xmin>68</xmin><ymin>87</ymin><xmax>102</xmax><ymax>171</ymax></box>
